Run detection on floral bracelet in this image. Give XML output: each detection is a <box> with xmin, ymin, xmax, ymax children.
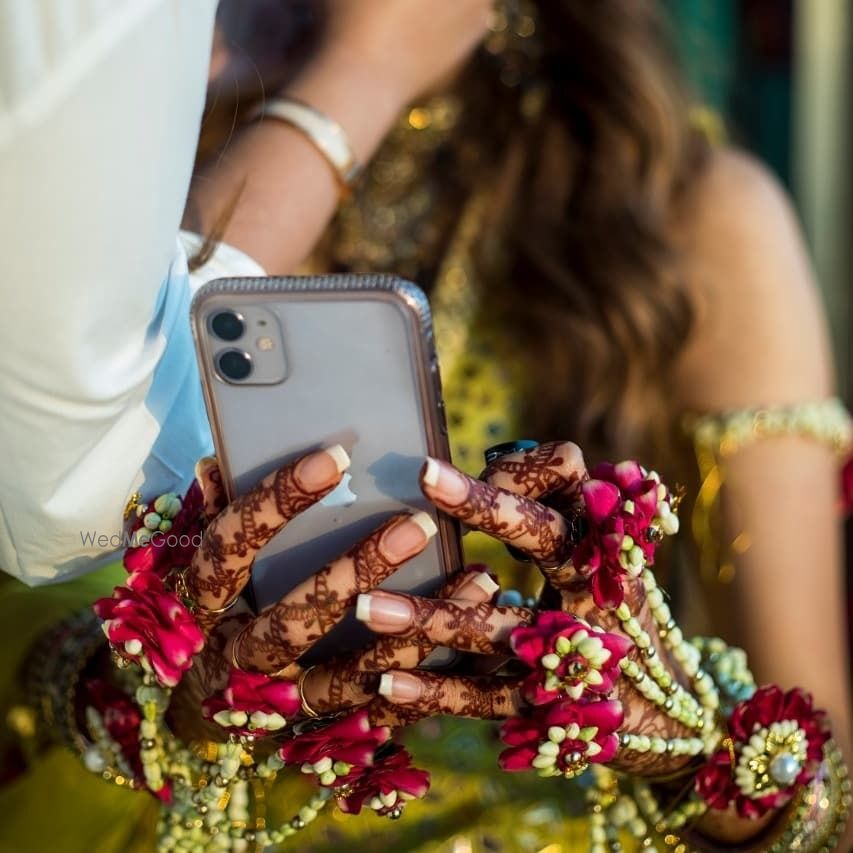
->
<box><xmin>83</xmin><ymin>463</ymin><xmax>850</xmax><ymax>852</ymax></box>
<box><xmin>494</xmin><ymin>461</ymin><xmax>848</xmax><ymax>851</ymax></box>
<box><xmin>87</xmin><ymin>484</ymin><xmax>432</xmax><ymax>851</ymax></box>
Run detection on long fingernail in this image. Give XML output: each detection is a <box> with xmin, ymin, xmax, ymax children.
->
<box><xmin>355</xmin><ymin>592</ymin><xmax>413</xmax><ymax>629</ymax></box>
<box><xmin>378</xmin><ymin>671</ymin><xmax>423</xmax><ymax>703</ymax></box>
<box><xmin>295</xmin><ymin>445</ymin><xmax>351</xmax><ymax>489</ymax></box>
<box><xmin>421</xmin><ymin>457</ymin><xmax>469</xmax><ymax>505</ymax></box>
<box><xmin>194</xmin><ymin>455</ymin><xmax>217</xmax><ymax>479</ymax></box>
<box><xmin>380</xmin><ymin>512</ymin><xmax>437</xmax><ymax>562</ymax></box>
<box><xmin>471</xmin><ymin>571</ymin><xmax>500</xmax><ymax>597</ymax></box>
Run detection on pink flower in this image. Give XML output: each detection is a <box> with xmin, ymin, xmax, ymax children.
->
<box><xmin>336</xmin><ymin>747</ymin><xmax>430</xmax><ymax>816</ymax></box>
<box><xmin>511</xmin><ymin>611</ymin><xmax>631</xmax><ymax>705</ymax></box>
<box><xmin>572</xmin><ymin>462</ymin><xmax>670</xmax><ymax>609</ymax></box>
<box><xmin>696</xmin><ymin>685</ymin><xmax>829</xmax><ymax>819</ymax></box>
<box><xmin>203</xmin><ymin>669</ymin><xmax>300</xmax><ymax>736</ymax></box>
<box><xmin>93</xmin><ymin>571</ymin><xmax>204</xmax><ymax>688</ymax></box>
<box><xmin>499</xmin><ymin>698</ymin><xmax>623</xmax><ymax>777</ymax></box>
<box><xmin>123</xmin><ymin>483</ymin><xmax>205</xmax><ymax>577</ymax></box>
<box><xmin>278</xmin><ymin>710</ymin><xmax>391</xmax><ymax>784</ymax></box>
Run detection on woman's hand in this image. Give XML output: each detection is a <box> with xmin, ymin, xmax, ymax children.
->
<box><xmin>361</xmin><ymin>442</ymin><xmax>699</xmax><ymax>776</ymax></box>
<box><xmin>175</xmin><ymin>446</ymin><xmax>441</xmax><ymax>724</ymax></box>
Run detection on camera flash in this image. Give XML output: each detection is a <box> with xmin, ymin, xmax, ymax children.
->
<box><xmin>257</xmin><ymin>336</ymin><xmax>274</xmax><ymax>352</ymax></box>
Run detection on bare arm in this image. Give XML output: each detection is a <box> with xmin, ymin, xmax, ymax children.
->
<box><xmin>674</xmin><ymin>149</ymin><xmax>851</xmax><ymax>846</ymax></box>
<box><xmin>185</xmin><ymin>0</ymin><xmax>492</xmax><ymax>275</ymax></box>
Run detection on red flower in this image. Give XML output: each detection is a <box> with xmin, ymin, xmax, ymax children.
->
<box><xmin>510</xmin><ymin>611</ymin><xmax>631</xmax><ymax>705</ymax></box>
<box><xmin>203</xmin><ymin>668</ymin><xmax>300</xmax><ymax>736</ymax></box>
<box><xmin>696</xmin><ymin>685</ymin><xmax>829</xmax><ymax>819</ymax></box>
<box><xmin>84</xmin><ymin>679</ymin><xmax>172</xmax><ymax>803</ymax></box>
<box><xmin>93</xmin><ymin>571</ymin><xmax>204</xmax><ymax>687</ymax></box>
<box><xmin>278</xmin><ymin>710</ymin><xmax>391</xmax><ymax>786</ymax></box>
<box><xmin>336</xmin><ymin>746</ymin><xmax>430</xmax><ymax>816</ymax></box>
<box><xmin>572</xmin><ymin>462</ymin><xmax>674</xmax><ymax>609</ymax></box>
<box><xmin>123</xmin><ymin>484</ymin><xmax>205</xmax><ymax>577</ymax></box>
<box><xmin>86</xmin><ymin>679</ymin><xmax>142</xmax><ymax>761</ymax></box>
<box><xmin>499</xmin><ymin>698</ymin><xmax>623</xmax><ymax>778</ymax></box>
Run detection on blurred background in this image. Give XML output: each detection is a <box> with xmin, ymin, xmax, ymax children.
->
<box><xmin>216</xmin><ymin>0</ymin><xmax>852</xmax><ymax>393</ymax></box>
<box><xmin>666</xmin><ymin>0</ymin><xmax>851</xmax><ymax>394</ymax></box>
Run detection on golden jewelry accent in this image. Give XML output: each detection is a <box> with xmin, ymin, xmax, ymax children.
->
<box><xmin>230</xmin><ymin>632</ymin><xmax>247</xmax><ymax>672</ymax></box>
<box><xmin>123</xmin><ymin>491</ymin><xmax>142</xmax><ymax>520</ymax></box>
<box><xmin>722</xmin><ymin>736</ymin><xmax>736</xmax><ymax>771</ymax></box>
<box><xmin>297</xmin><ymin>666</ymin><xmax>320</xmax><ymax>719</ymax></box>
<box><xmin>173</xmin><ymin>567</ymin><xmax>240</xmax><ymax>616</ymax></box>
<box><xmin>685</xmin><ymin>398</ymin><xmax>852</xmax><ymax>583</ymax></box>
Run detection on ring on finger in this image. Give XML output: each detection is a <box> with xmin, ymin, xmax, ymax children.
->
<box><xmin>230</xmin><ymin>630</ymin><xmax>249</xmax><ymax>672</ymax></box>
<box><xmin>174</xmin><ymin>567</ymin><xmax>240</xmax><ymax>615</ymax></box>
<box><xmin>297</xmin><ymin>665</ymin><xmax>321</xmax><ymax>718</ymax></box>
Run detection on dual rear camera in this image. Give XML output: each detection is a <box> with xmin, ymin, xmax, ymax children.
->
<box><xmin>210</xmin><ymin>311</ymin><xmax>252</xmax><ymax>382</ymax></box>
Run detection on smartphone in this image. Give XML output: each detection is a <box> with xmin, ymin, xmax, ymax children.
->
<box><xmin>190</xmin><ymin>275</ymin><xmax>461</xmax><ymax>666</ymax></box>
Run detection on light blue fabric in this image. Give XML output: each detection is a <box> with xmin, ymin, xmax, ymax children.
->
<box><xmin>140</xmin><ymin>264</ymin><xmax>213</xmax><ymax>497</ymax></box>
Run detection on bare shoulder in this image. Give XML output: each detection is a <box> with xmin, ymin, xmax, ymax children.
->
<box><xmin>673</xmin><ymin>146</ymin><xmax>834</xmax><ymax>410</ymax></box>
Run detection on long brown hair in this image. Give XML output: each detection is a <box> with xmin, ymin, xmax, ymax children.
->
<box><xmin>460</xmin><ymin>1</ymin><xmax>707</xmax><ymax>465</ymax></box>
<box><xmin>201</xmin><ymin>0</ymin><xmax>707</xmax><ymax>466</ymax></box>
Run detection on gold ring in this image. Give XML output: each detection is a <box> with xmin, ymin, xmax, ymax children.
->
<box><xmin>297</xmin><ymin>666</ymin><xmax>320</xmax><ymax>718</ymax></box>
<box><xmin>230</xmin><ymin>631</ymin><xmax>247</xmax><ymax>672</ymax></box>
<box><xmin>174</xmin><ymin>568</ymin><xmax>240</xmax><ymax>615</ymax></box>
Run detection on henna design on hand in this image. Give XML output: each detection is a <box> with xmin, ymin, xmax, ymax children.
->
<box><xmin>236</xmin><ymin>513</ymin><xmax>431</xmax><ymax>673</ymax></box>
<box><xmin>363</xmin><ymin>594</ymin><xmax>534</xmax><ymax>656</ymax></box>
<box><xmin>187</xmin><ymin>450</ymin><xmax>343</xmax><ymax>611</ymax></box>
<box><xmin>385</xmin><ymin>672</ymin><xmax>525</xmax><ymax>720</ymax></box>
<box><xmin>482</xmin><ymin>441</ymin><xmax>586</xmax><ymax>512</ymax></box>
<box><xmin>300</xmin><ymin>568</ymin><xmax>498</xmax><ymax>716</ymax></box>
<box><xmin>427</xmin><ymin>469</ymin><xmax>572</xmax><ymax>564</ymax></box>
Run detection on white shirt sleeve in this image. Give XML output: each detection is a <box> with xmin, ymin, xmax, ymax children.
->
<box><xmin>0</xmin><ymin>0</ymin><xmax>229</xmax><ymax>585</ymax></box>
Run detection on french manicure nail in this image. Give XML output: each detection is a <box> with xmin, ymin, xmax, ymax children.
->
<box><xmin>421</xmin><ymin>457</ymin><xmax>468</xmax><ymax>505</ymax></box>
<box><xmin>381</xmin><ymin>512</ymin><xmax>437</xmax><ymax>561</ymax></box>
<box><xmin>325</xmin><ymin>444</ymin><xmax>351</xmax><ymax>473</ymax></box>
<box><xmin>471</xmin><ymin>571</ymin><xmax>500</xmax><ymax>597</ymax></box>
<box><xmin>355</xmin><ymin>592</ymin><xmax>413</xmax><ymax>629</ymax></box>
<box><xmin>378</xmin><ymin>672</ymin><xmax>423</xmax><ymax>703</ymax></box>
<box><xmin>295</xmin><ymin>445</ymin><xmax>351</xmax><ymax>490</ymax></box>
<box><xmin>422</xmin><ymin>457</ymin><xmax>441</xmax><ymax>487</ymax></box>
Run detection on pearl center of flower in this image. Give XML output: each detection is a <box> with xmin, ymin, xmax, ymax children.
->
<box><xmin>734</xmin><ymin>719</ymin><xmax>807</xmax><ymax>799</ymax></box>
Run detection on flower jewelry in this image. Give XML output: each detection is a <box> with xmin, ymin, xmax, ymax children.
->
<box><xmin>73</xmin><ymin>473</ymin><xmax>847</xmax><ymax>851</ymax></box>
<box><xmin>280</xmin><ymin>710</ymin><xmax>392</xmax><ymax>787</ymax></box>
<box><xmin>336</xmin><ymin>745</ymin><xmax>431</xmax><ymax>818</ymax></box>
<box><xmin>571</xmin><ymin>461</ymin><xmax>678</xmax><ymax>609</ymax></box>
<box><xmin>510</xmin><ymin>611</ymin><xmax>632</xmax><ymax>704</ymax></box>
<box><xmin>124</xmin><ymin>483</ymin><xmax>205</xmax><ymax>576</ymax></box>
<box><xmin>499</xmin><ymin>698</ymin><xmax>624</xmax><ymax>778</ymax></box>
<box><xmin>93</xmin><ymin>570</ymin><xmax>204</xmax><ymax>687</ymax></box>
<box><xmin>696</xmin><ymin>685</ymin><xmax>830</xmax><ymax>818</ymax></box>
<box><xmin>202</xmin><ymin>668</ymin><xmax>301</xmax><ymax>737</ymax></box>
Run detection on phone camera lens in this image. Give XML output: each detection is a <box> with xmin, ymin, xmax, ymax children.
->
<box><xmin>216</xmin><ymin>349</ymin><xmax>253</xmax><ymax>382</ymax></box>
<box><xmin>210</xmin><ymin>311</ymin><xmax>245</xmax><ymax>341</ymax></box>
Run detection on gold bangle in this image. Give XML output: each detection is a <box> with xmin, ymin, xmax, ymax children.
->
<box><xmin>253</xmin><ymin>98</ymin><xmax>361</xmax><ymax>198</ymax></box>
